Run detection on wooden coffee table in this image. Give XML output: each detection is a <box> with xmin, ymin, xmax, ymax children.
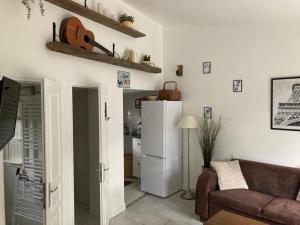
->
<box><xmin>204</xmin><ymin>210</ymin><xmax>269</xmax><ymax>225</ymax></box>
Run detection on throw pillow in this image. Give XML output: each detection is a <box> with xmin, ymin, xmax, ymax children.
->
<box><xmin>211</xmin><ymin>160</ymin><xmax>249</xmax><ymax>191</ymax></box>
<box><xmin>297</xmin><ymin>189</ymin><xmax>300</xmax><ymax>201</ymax></box>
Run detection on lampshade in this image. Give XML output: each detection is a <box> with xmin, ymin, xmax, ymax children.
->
<box><xmin>177</xmin><ymin>115</ymin><xmax>197</xmax><ymax>129</ymax></box>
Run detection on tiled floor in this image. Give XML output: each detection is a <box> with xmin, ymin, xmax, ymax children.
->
<box><xmin>125</xmin><ymin>179</ymin><xmax>145</xmax><ymax>206</ymax></box>
<box><xmin>75</xmin><ymin>203</ymin><xmax>99</xmax><ymax>225</ymax></box>
<box><xmin>110</xmin><ymin>191</ymin><xmax>203</xmax><ymax>225</ymax></box>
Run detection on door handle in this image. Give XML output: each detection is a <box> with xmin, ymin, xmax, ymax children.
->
<box><xmin>49</xmin><ymin>184</ymin><xmax>59</xmax><ymax>208</ymax></box>
<box><xmin>50</xmin><ymin>186</ymin><xmax>59</xmax><ymax>193</ymax></box>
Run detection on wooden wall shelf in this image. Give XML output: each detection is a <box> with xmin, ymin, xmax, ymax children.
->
<box><xmin>46</xmin><ymin>42</ymin><xmax>162</xmax><ymax>74</ymax></box>
<box><xmin>45</xmin><ymin>0</ymin><xmax>146</xmax><ymax>38</ymax></box>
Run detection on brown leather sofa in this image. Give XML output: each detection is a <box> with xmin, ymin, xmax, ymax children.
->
<box><xmin>195</xmin><ymin>160</ymin><xmax>300</xmax><ymax>225</ymax></box>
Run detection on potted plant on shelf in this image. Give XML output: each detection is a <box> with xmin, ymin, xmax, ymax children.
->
<box><xmin>143</xmin><ymin>55</ymin><xmax>151</xmax><ymax>66</ymax></box>
<box><xmin>197</xmin><ymin>117</ymin><xmax>222</xmax><ymax>169</ymax></box>
<box><xmin>119</xmin><ymin>13</ymin><xmax>135</xmax><ymax>28</ymax></box>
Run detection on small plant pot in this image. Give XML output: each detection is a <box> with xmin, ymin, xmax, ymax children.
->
<box><xmin>122</xmin><ymin>21</ymin><xmax>133</xmax><ymax>28</ymax></box>
<box><xmin>143</xmin><ymin>61</ymin><xmax>151</xmax><ymax>66</ymax></box>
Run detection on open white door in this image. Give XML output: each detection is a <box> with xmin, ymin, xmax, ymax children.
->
<box><xmin>98</xmin><ymin>84</ymin><xmax>110</xmax><ymax>225</ymax></box>
<box><xmin>43</xmin><ymin>78</ymin><xmax>63</xmax><ymax>225</ymax></box>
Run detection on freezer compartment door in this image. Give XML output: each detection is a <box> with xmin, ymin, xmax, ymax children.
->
<box><xmin>141</xmin><ymin>155</ymin><xmax>166</xmax><ymax>197</ymax></box>
<box><xmin>141</xmin><ymin>101</ymin><xmax>166</xmax><ymax>158</ymax></box>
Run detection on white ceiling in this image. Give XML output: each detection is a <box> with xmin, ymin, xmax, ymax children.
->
<box><xmin>123</xmin><ymin>0</ymin><xmax>300</xmax><ymax>26</ymax></box>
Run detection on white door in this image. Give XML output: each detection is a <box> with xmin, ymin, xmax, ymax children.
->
<box><xmin>98</xmin><ymin>85</ymin><xmax>110</xmax><ymax>225</ymax></box>
<box><xmin>44</xmin><ymin>78</ymin><xmax>63</xmax><ymax>225</ymax></box>
<box><xmin>141</xmin><ymin>101</ymin><xmax>166</xmax><ymax>158</ymax></box>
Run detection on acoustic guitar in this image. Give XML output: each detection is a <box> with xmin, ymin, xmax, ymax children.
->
<box><xmin>59</xmin><ymin>17</ymin><xmax>113</xmax><ymax>56</ymax></box>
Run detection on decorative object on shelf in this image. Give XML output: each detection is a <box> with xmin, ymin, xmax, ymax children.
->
<box><xmin>271</xmin><ymin>76</ymin><xmax>300</xmax><ymax>131</ymax></box>
<box><xmin>117</xmin><ymin>71</ymin><xmax>130</xmax><ymax>88</ymax></box>
<box><xmin>122</xmin><ymin>49</ymin><xmax>130</xmax><ymax>61</ymax></box>
<box><xmin>158</xmin><ymin>81</ymin><xmax>181</xmax><ymax>101</ymax></box>
<box><xmin>147</xmin><ymin>96</ymin><xmax>158</xmax><ymax>101</ymax></box>
<box><xmin>233</xmin><ymin>80</ymin><xmax>243</xmax><ymax>92</ymax></box>
<box><xmin>46</xmin><ymin>42</ymin><xmax>162</xmax><ymax>73</ymax></box>
<box><xmin>59</xmin><ymin>17</ymin><xmax>113</xmax><ymax>56</ymax></box>
<box><xmin>96</xmin><ymin>1</ymin><xmax>104</xmax><ymax>14</ymax></box>
<box><xmin>45</xmin><ymin>0</ymin><xmax>146</xmax><ymax>38</ymax></box>
<box><xmin>21</xmin><ymin>0</ymin><xmax>45</xmax><ymax>19</ymax></box>
<box><xmin>119</xmin><ymin>13</ymin><xmax>135</xmax><ymax>28</ymax></box>
<box><xmin>128</xmin><ymin>50</ymin><xmax>136</xmax><ymax>63</ymax></box>
<box><xmin>204</xmin><ymin>107</ymin><xmax>212</xmax><ymax>119</ymax></box>
<box><xmin>176</xmin><ymin>65</ymin><xmax>183</xmax><ymax>76</ymax></box>
<box><xmin>103</xmin><ymin>9</ymin><xmax>111</xmax><ymax>18</ymax></box>
<box><xmin>178</xmin><ymin>115</ymin><xmax>197</xmax><ymax>200</ymax></box>
<box><xmin>143</xmin><ymin>55</ymin><xmax>151</xmax><ymax>66</ymax></box>
<box><xmin>197</xmin><ymin>117</ymin><xmax>222</xmax><ymax>168</ymax></box>
<box><xmin>203</xmin><ymin>62</ymin><xmax>211</xmax><ymax>74</ymax></box>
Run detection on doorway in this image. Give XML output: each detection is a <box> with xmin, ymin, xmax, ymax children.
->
<box><xmin>3</xmin><ymin>83</ymin><xmax>45</xmax><ymax>225</ymax></box>
<box><xmin>123</xmin><ymin>89</ymin><xmax>158</xmax><ymax>207</ymax></box>
<box><xmin>72</xmin><ymin>87</ymin><xmax>101</xmax><ymax>225</ymax></box>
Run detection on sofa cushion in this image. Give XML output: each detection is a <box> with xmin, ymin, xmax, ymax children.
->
<box><xmin>239</xmin><ymin>160</ymin><xmax>300</xmax><ymax>199</ymax></box>
<box><xmin>211</xmin><ymin>160</ymin><xmax>249</xmax><ymax>190</ymax></box>
<box><xmin>262</xmin><ymin>198</ymin><xmax>300</xmax><ymax>225</ymax></box>
<box><xmin>209</xmin><ymin>189</ymin><xmax>274</xmax><ymax>217</ymax></box>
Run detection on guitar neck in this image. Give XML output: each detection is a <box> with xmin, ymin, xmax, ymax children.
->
<box><xmin>86</xmin><ymin>37</ymin><xmax>114</xmax><ymax>57</ymax></box>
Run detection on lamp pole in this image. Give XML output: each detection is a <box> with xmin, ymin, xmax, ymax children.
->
<box><xmin>177</xmin><ymin>115</ymin><xmax>197</xmax><ymax>200</ymax></box>
<box><xmin>181</xmin><ymin>128</ymin><xmax>195</xmax><ymax>200</ymax></box>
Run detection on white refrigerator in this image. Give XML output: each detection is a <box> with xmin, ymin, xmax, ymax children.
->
<box><xmin>141</xmin><ymin>101</ymin><xmax>182</xmax><ymax>198</ymax></box>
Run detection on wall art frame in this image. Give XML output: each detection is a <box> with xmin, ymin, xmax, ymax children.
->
<box><xmin>271</xmin><ymin>76</ymin><xmax>300</xmax><ymax>131</ymax></box>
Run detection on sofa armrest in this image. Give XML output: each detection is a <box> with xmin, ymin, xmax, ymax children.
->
<box><xmin>195</xmin><ymin>168</ymin><xmax>218</xmax><ymax>220</ymax></box>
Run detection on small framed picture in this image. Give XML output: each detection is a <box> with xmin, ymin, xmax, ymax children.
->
<box><xmin>117</xmin><ymin>70</ymin><xmax>130</xmax><ymax>88</ymax></box>
<box><xmin>203</xmin><ymin>62</ymin><xmax>211</xmax><ymax>74</ymax></box>
<box><xmin>233</xmin><ymin>80</ymin><xmax>243</xmax><ymax>92</ymax></box>
<box><xmin>204</xmin><ymin>107</ymin><xmax>212</xmax><ymax>119</ymax></box>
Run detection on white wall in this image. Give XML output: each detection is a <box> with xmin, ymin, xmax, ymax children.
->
<box><xmin>164</xmin><ymin>25</ymin><xmax>300</xmax><ymax>190</ymax></box>
<box><xmin>0</xmin><ymin>0</ymin><xmax>163</xmax><ymax>224</ymax></box>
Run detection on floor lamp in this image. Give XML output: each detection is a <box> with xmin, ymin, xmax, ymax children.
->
<box><xmin>178</xmin><ymin>115</ymin><xmax>197</xmax><ymax>200</ymax></box>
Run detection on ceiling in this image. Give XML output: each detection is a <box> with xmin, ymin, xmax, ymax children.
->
<box><xmin>122</xmin><ymin>0</ymin><xmax>300</xmax><ymax>26</ymax></box>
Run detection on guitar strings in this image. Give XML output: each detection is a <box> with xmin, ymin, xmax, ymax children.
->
<box><xmin>55</xmin><ymin>34</ymin><xmax>121</xmax><ymax>59</ymax></box>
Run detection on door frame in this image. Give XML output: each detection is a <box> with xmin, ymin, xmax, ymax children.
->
<box><xmin>69</xmin><ymin>81</ymin><xmax>110</xmax><ymax>225</ymax></box>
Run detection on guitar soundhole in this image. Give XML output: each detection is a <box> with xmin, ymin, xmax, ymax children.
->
<box><xmin>84</xmin><ymin>35</ymin><xmax>90</xmax><ymax>43</ymax></box>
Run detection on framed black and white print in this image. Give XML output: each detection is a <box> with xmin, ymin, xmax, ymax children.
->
<box><xmin>271</xmin><ymin>76</ymin><xmax>300</xmax><ymax>131</ymax></box>
<box><xmin>204</xmin><ymin>107</ymin><xmax>212</xmax><ymax>119</ymax></box>
<box><xmin>203</xmin><ymin>62</ymin><xmax>211</xmax><ymax>74</ymax></box>
<box><xmin>233</xmin><ymin>80</ymin><xmax>243</xmax><ymax>92</ymax></box>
